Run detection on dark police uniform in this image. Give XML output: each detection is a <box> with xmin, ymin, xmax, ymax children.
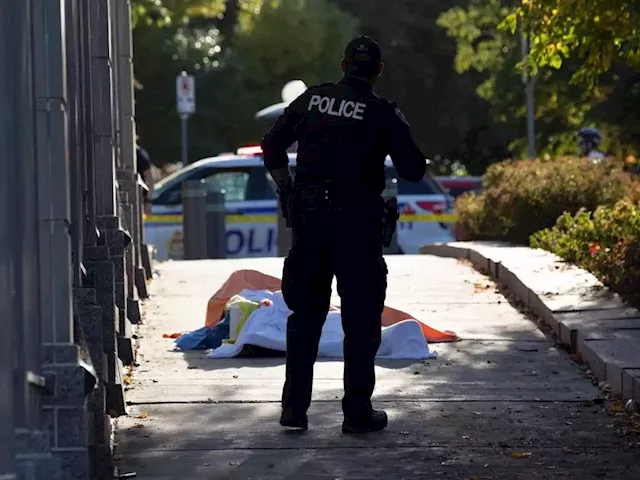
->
<box><xmin>261</xmin><ymin>36</ymin><xmax>427</xmax><ymax>432</ymax></box>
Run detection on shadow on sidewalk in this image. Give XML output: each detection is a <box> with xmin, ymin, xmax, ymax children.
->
<box><xmin>116</xmin><ymin>323</ymin><xmax>640</xmax><ymax>480</ymax></box>
<box><xmin>114</xmin><ymin>258</ymin><xmax>640</xmax><ymax>479</ymax></box>
<box><xmin>178</xmin><ymin>349</ymin><xmax>424</xmax><ymax>372</ymax></box>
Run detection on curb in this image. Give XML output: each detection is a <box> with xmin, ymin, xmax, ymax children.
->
<box><xmin>421</xmin><ymin>241</ymin><xmax>640</xmax><ymax>403</ymax></box>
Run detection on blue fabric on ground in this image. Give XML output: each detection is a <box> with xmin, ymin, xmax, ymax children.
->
<box><xmin>175</xmin><ymin>311</ymin><xmax>231</xmax><ymax>350</ymax></box>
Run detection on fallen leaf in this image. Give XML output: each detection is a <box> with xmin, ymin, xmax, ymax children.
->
<box><xmin>511</xmin><ymin>452</ymin><xmax>532</xmax><ymax>459</ymax></box>
<box><xmin>473</xmin><ymin>282</ymin><xmax>492</xmax><ymax>293</ymax></box>
<box><xmin>132</xmin><ymin>423</ymin><xmax>144</xmax><ymax>429</ymax></box>
<box><xmin>162</xmin><ymin>333</ymin><xmax>182</xmax><ymax>339</ymax></box>
<box><xmin>136</xmin><ymin>412</ymin><xmax>149</xmax><ymax>419</ymax></box>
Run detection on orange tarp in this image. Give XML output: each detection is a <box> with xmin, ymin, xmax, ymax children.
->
<box><xmin>205</xmin><ymin>269</ymin><xmax>458</xmax><ymax>343</ymax></box>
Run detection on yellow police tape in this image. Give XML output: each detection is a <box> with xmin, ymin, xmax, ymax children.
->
<box><xmin>144</xmin><ymin>213</ymin><xmax>458</xmax><ymax>224</ymax></box>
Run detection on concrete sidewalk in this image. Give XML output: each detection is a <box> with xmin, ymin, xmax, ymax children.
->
<box><xmin>115</xmin><ymin>256</ymin><xmax>640</xmax><ymax>479</ymax></box>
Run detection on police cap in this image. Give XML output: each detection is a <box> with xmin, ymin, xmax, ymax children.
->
<box><xmin>344</xmin><ymin>35</ymin><xmax>382</xmax><ymax>65</ymax></box>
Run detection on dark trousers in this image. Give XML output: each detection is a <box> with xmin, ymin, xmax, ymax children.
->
<box><xmin>281</xmin><ymin>207</ymin><xmax>388</xmax><ymax>420</ymax></box>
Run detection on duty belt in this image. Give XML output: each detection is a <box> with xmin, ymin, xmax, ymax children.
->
<box><xmin>293</xmin><ymin>184</ymin><xmax>363</xmax><ymax>211</ymax></box>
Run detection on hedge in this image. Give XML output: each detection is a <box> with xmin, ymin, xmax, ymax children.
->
<box><xmin>455</xmin><ymin>157</ymin><xmax>640</xmax><ymax>308</ymax></box>
<box><xmin>531</xmin><ymin>200</ymin><xmax>640</xmax><ymax>308</ymax></box>
<box><xmin>455</xmin><ymin>157</ymin><xmax>640</xmax><ymax>244</ymax></box>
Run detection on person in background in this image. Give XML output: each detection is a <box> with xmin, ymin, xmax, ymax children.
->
<box><xmin>136</xmin><ymin>143</ymin><xmax>154</xmax><ymax>214</ymax></box>
<box><xmin>577</xmin><ymin>127</ymin><xmax>605</xmax><ymax>163</ymax></box>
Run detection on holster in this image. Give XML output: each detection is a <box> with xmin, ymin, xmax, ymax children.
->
<box><xmin>381</xmin><ymin>197</ymin><xmax>399</xmax><ymax>247</ymax></box>
<box><xmin>277</xmin><ymin>182</ymin><xmax>294</xmax><ymax>229</ymax></box>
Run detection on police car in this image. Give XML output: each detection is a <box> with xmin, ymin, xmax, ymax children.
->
<box><xmin>436</xmin><ymin>176</ymin><xmax>483</xmax><ymax>199</ymax></box>
<box><xmin>145</xmin><ymin>146</ymin><xmax>456</xmax><ymax>260</ymax></box>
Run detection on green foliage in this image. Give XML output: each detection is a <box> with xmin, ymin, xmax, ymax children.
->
<box><xmin>131</xmin><ymin>0</ymin><xmax>640</xmax><ymax>174</ymax></box>
<box><xmin>531</xmin><ymin>200</ymin><xmax>640</xmax><ymax>308</ymax></box>
<box><xmin>314</xmin><ymin>0</ymin><xmax>516</xmax><ymax>174</ymax></box>
<box><xmin>437</xmin><ymin>0</ymin><xmax>526</xmax><ymax>157</ymax></box>
<box><xmin>506</xmin><ymin>0</ymin><xmax>640</xmax><ymax>86</ymax></box>
<box><xmin>454</xmin><ymin>156</ymin><xmax>640</xmax><ymax>244</ymax></box>
<box><xmin>132</xmin><ymin>0</ymin><xmax>518</xmax><ymax>173</ymax></box>
<box><xmin>131</xmin><ymin>0</ymin><xmax>242</xmax><ymax>28</ymax></box>
<box><xmin>132</xmin><ymin>0</ymin><xmax>357</xmax><ymax>164</ymax></box>
<box><xmin>231</xmin><ymin>0</ymin><xmax>358</xmax><ymax>90</ymax></box>
<box><xmin>438</xmin><ymin>0</ymin><xmax>584</xmax><ymax>158</ymax></box>
<box><xmin>201</xmin><ymin>0</ymin><xmax>359</xmax><ymax>149</ymax></box>
<box><xmin>437</xmin><ymin>0</ymin><xmax>514</xmax><ymax>76</ymax></box>
<box><xmin>439</xmin><ymin>0</ymin><xmax>640</xmax><ymax>159</ymax></box>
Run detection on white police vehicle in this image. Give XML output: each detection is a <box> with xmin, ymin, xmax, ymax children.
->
<box><xmin>145</xmin><ymin>146</ymin><xmax>456</xmax><ymax>260</ymax></box>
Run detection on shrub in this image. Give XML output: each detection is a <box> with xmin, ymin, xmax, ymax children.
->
<box><xmin>455</xmin><ymin>157</ymin><xmax>640</xmax><ymax>244</ymax></box>
<box><xmin>531</xmin><ymin>200</ymin><xmax>640</xmax><ymax>308</ymax></box>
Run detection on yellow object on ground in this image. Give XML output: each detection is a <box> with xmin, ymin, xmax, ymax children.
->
<box><xmin>205</xmin><ymin>269</ymin><xmax>458</xmax><ymax>343</ymax></box>
<box><xmin>222</xmin><ymin>295</ymin><xmax>262</xmax><ymax>344</ymax></box>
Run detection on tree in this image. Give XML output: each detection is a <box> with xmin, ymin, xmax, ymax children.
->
<box><xmin>131</xmin><ymin>0</ymin><xmax>358</xmax><ymax>165</ymax></box>
<box><xmin>198</xmin><ymin>0</ymin><xmax>359</xmax><ymax>151</ymax></box>
<box><xmin>438</xmin><ymin>0</ymin><xmax>640</xmax><ymax>158</ymax></box>
<box><xmin>505</xmin><ymin>0</ymin><xmax>640</xmax><ymax>86</ymax></box>
<box><xmin>328</xmin><ymin>0</ymin><xmax>516</xmax><ymax>174</ymax></box>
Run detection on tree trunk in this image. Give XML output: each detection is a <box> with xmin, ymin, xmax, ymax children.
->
<box><xmin>219</xmin><ymin>0</ymin><xmax>240</xmax><ymax>46</ymax></box>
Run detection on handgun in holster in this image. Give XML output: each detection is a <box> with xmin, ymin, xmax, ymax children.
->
<box><xmin>381</xmin><ymin>197</ymin><xmax>399</xmax><ymax>247</ymax></box>
<box><xmin>277</xmin><ymin>182</ymin><xmax>294</xmax><ymax>229</ymax></box>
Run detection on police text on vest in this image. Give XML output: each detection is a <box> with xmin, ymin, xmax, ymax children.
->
<box><xmin>308</xmin><ymin>95</ymin><xmax>366</xmax><ymax>120</ymax></box>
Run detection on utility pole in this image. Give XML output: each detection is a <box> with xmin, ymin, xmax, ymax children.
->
<box><xmin>520</xmin><ymin>20</ymin><xmax>536</xmax><ymax>159</ymax></box>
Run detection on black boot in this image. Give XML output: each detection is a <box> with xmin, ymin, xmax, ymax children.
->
<box><xmin>342</xmin><ymin>409</ymin><xmax>388</xmax><ymax>434</ymax></box>
<box><xmin>280</xmin><ymin>408</ymin><xmax>309</xmax><ymax>431</ymax></box>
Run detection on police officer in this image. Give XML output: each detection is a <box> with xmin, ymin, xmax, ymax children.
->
<box><xmin>136</xmin><ymin>142</ymin><xmax>154</xmax><ymax>214</ymax></box>
<box><xmin>261</xmin><ymin>35</ymin><xmax>427</xmax><ymax>434</ymax></box>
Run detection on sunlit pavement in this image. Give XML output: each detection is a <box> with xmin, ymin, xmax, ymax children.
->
<box><xmin>115</xmin><ymin>256</ymin><xmax>640</xmax><ymax>479</ymax></box>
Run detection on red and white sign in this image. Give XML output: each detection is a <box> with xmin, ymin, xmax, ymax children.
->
<box><xmin>176</xmin><ymin>73</ymin><xmax>195</xmax><ymax>115</ymax></box>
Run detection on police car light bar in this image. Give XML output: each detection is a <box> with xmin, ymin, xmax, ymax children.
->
<box><xmin>236</xmin><ymin>145</ymin><xmax>263</xmax><ymax>156</ymax></box>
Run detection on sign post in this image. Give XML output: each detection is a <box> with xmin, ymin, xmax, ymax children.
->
<box><xmin>176</xmin><ymin>71</ymin><xmax>195</xmax><ymax>165</ymax></box>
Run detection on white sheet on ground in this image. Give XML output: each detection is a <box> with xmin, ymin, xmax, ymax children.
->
<box><xmin>207</xmin><ymin>289</ymin><xmax>437</xmax><ymax>360</ymax></box>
